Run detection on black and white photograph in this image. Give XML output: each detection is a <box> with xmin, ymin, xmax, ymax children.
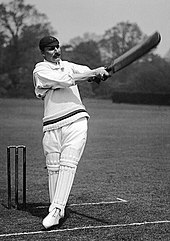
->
<box><xmin>0</xmin><ymin>0</ymin><xmax>169</xmax><ymax>240</ymax></box>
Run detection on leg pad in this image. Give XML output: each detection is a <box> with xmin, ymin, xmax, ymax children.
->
<box><xmin>46</xmin><ymin>153</ymin><xmax>60</xmax><ymax>203</ymax></box>
<box><xmin>49</xmin><ymin>148</ymin><xmax>80</xmax><ymax>215</ymax></box>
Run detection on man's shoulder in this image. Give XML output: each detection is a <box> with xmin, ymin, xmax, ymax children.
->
<box><xmin>33</xmin><ymin>60</ymin><xmax>76</xmax><ymax>74</ymax></box>
<box><xmin>33</xmin><ymin>61</ymin><xmax>56</xmax><ymax>73</ymax></box>
<box><xmin>61</xmin><ymin>61</ymin><xmax>86</xmax><ymax>69</ymax></box>
<box><xmin>35</xmin><ymin>60</ymin><xmax>71</xmax><ymax>68</ymax></box>
<box><xmin>35</xmin><ymin>61</ymin><xmax>51</xmax><ymax>68</ymax></box>
<box><xmin>61</xmin><ymin>60</ymin><xmax>73</xmax><ymax>66</ymax></box>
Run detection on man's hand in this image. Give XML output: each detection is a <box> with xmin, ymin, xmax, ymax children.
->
<box><xmin>95</xmin><ymin>67</ymin><xmax>110</xmax><ymax>79</ymax></box>
<box><xmin>89</xmin><ymin>67</ymin><xmax>110</xmax><ymax>84</ymax></box>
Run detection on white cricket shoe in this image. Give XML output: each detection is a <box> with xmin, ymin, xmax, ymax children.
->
<box><xmin>42</xmin><ymin>208</ymin><xmax>61</xmax><ymax>229</ymax></box>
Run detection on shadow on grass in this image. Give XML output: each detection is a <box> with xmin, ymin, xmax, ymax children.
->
<box><xmin>24</xmin><ymin>202</ymin><xmax>49</xmax><ymax>218</ymax></box>
<box><xmin>26</xmin><ymin>203</ymin><xmax>110</xmax><ymax>228</ymax></box>
<box><xmin>1</xmin><ymin>202</ymin><xmax>48</xmax><ymax>216</ymax></box>
<box><xmin>69</xmin><ymin>208</ymin><xmax>111</xmax><ymax>224</ymax></box>
<box><xmin>25</xmin><ymin>203</ymin><xmax>70</xmax><ymax>229</ymax></box>
<box><xmin>1</xmin><ymin>202</ymin><xmax>110</xmax><ymax>230</ymax></box>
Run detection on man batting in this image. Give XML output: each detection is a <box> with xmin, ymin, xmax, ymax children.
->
<box><xmin>33</xmin><ymin>36</ymin><xmax>109</xmax><ymax>229</ymax></box>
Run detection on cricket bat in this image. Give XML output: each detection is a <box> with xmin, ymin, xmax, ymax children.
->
<box><xmin>105</xmin><ymin>31</ymin><xmax>161</xmax><ymax>74</ymax></box>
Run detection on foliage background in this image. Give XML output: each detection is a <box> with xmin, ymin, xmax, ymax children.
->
<box><xmin>0</xmin><ymin>0</ymin><xmax>170</xmax><ymax>103</ymax></box>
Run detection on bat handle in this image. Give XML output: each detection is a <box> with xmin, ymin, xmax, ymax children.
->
<box><xmin>105</xmin><ymin>66</ymin><xmax>113</xmax><ymax>73</ymax></box>
<box><xmin>105</xmin><ymin>66</ymin><xmax>110</xmax><ymax>72</ymax></box>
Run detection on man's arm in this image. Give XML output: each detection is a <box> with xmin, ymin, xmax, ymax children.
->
<box><xmin>73</xmin><ymin>67</ymin><xmax>109</xmax><ymax>84</ymax></box>
<box><xmin>33</xmin><ymin>64</ymin><xmax>110</xmax><ymax>99</ymax></box>
<box><xmin>34</xmin><ymin>66</ymin><xmax>109</xmax><ymax>89</ymax></box>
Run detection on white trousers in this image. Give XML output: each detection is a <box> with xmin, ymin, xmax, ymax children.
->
<box><xmin>42</xmin><ymin>117</ymin><xmax>88</xmax><ymax>215</ymax></box>
<box><xmin>43</xmin><ymin>117</ymin><xmax>88</xmax><ymax>156</ymax></box>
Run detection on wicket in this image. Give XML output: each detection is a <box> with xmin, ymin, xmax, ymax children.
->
<box><xmin>7</xmin><ymin>145</ymin><xmax>26</xmax><ymax>209</ymax></box>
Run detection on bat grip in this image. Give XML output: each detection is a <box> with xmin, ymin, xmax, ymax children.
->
<box><xmin>105</xmin><ymin>66</ymin><xmax>113</xmax><ymax>73</ymax></box>
<box><xmin>105</xmin><ymin>66</ymin><xmax>110</xmax><ymax>72</ymax></box>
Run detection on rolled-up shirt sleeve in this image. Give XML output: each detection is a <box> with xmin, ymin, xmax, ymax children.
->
<box><xmin>35</xmin><ymin>69</ymin><xmax>75</xmax><ymax>89</ymax></box>
<box><xmin>33</xmin><ymin>67</ymin><xmax>76</xmax><ymax>99</ymax></box>
<box><xmin>33</xmin><ymin>61</ymin><xmax>91</xmax><ymax>99</ymax></box>
<box><xmin>72</xmin><ymin>63</ymin><xmax>91</xmax><ymax>74</ymax></box>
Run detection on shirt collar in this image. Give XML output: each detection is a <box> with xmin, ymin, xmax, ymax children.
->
<box><xmin>44</xmin><ymin>59</ymin><xmax>64</xmax><ymax>70</ymax></box>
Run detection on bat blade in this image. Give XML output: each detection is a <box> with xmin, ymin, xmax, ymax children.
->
<box><xmin>106</xmin><ymin>31</ymin><xmax>161</xmax><ymax>73</ymax></box>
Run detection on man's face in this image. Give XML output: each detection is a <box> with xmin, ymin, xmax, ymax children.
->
<box><xmin>42</xmin><ymin>44</ymin><xmax>61</xmax><ymax>63</ymax></box>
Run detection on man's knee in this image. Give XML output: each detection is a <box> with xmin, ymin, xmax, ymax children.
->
<box><xmin>46</xmin><ymin>153</ymin><xmax>60</xmax><ymax>172</ymax></box>
<box><xmin>60</xmin><ymin>147</ymin><xmax>80</xmax><ymax>168</ymax></box>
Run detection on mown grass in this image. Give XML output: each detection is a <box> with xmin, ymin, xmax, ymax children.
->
<box><xmin>0</xmin><ymin>98</ymin><xmax>169</xmax><ymax>240</ymax></box>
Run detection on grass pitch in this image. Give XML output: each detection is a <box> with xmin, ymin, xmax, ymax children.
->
<box><xmin>0</xmin><ymin>98</ymin><xmax>169</xmax><ymax>240</ymax></box>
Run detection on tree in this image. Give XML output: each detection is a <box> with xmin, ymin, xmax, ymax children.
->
<box><xmin>0</xmin><ymin>0</ymin><xmax>55</xmax><ymax>97</ymax></box>
<box><xmin>0</xmin><ymin>31</ymin><xmax>7</xmax><ymax>73</ymax></box>
<box><xmin>62</xmin><ymin>41</ymin><xmax>103</xmax><ymax>98</ymax></box>
<box><xmin>71</xmin><ymin>41</ymin><xmax>103</xmax><ymax>98</ymax></box>
<box><xmin>126</xmin><ymin>54</ymin><xmax>170</xmax><ymax>93</ymax></box>
<box><xmin>99</xmin><ymin>21</ymin><xmax>144</xmax><ymax>64</ymax></box>
<box><xmin>71</xmin><ymin>40</ymin><xmax>102</xmax><ymax>68</ymax></box>
<box><xmin>69</xmin><ymin>32</ymin><xmax>102</xmax><ymax>47</ymax></box>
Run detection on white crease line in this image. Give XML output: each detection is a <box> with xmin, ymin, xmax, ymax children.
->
<box><xmin>69</xmin><ymin>200</ymin><xmax>127</xmax><ymax>207</ymax></box>
<box><xmin>116</xmin><ymin>198</ymin><xmax>127</xmax><ymax>202</ymax></box>
<box><xmin>35</xmin><ymin>198</ymin><xmax>128</xmax><ymax>209</ymax></box>
<box><xmin>0</xmin><ymin>220</ymin><xmax>169</xmax><ymax>238</ymax></box>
